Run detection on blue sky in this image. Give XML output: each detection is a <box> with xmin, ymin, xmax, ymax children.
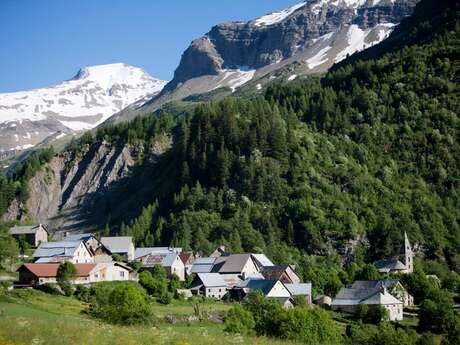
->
<box><xmin>0</xmin><ymin>0</ymin><xmax>299</xmax><ymax>92</ymax></box>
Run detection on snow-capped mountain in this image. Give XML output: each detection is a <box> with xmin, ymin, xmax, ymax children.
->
<box><xmin>0</xmin><ymin>63</ymin><xmax>166</xmax><ymax>153</ymax></box>
<box><xmin>162</xmin><ymin>0</ymin><xmax>416</xmax><ymax>94</ymax></box>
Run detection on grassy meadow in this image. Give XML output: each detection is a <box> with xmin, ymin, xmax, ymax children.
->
<box><xmin>0</xmin><ymin>290</ymin><xmax>300</xmax><ymax>345</ymax></box>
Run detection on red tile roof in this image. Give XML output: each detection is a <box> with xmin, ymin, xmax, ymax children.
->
<box><xmin>20</xmin><ymin>263</ymin><xmax>97</xmax><ymax>277</ymax></box>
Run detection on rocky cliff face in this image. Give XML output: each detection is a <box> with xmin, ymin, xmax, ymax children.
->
<box><xmin>166</xmin><ymin>0</ymin><xmax>417</xmax><ymax>91</ymax></box>
<box><xmin>3</xmin><ymin>135</ymin><xmax>172</xmax><ymax>235</ymax></box>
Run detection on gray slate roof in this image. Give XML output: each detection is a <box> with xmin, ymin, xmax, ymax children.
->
<box><xmin>285</xmin><ymin>283</ymin><xmax>312</xmax><ymax>296</ymax></box>
<box><xmin>332</xmin><ymin>281</ymin><xmax>403</xmax><ymax>306</ymax></box>
<box><xmin>9</xmin><ymin>225</ymin><xmax>47</xmax><ymax>235</ymax></box>
<box><xmin>217</xmin><ymin>254</ymin><xmax>252</xmax><ymax>273</ymax></box>
<box><xmin>374</xmin><ymin>259</ymin><xmax>406</xmax><ymax>272</ymax></box>
<box><xmin>101</xmin><ymin>237</ymin><xmax>133</xmax><ymax>254</ymax></box>
<box><xmin>33</xmin><ymin>241</ymin><xmax>81</xmax><ymax>258</ymax></box>
<box><xmin>350</xmin><ymin>280</ymin><xmax>401</xmax><ymax>290</ymax></box>
<box><xmin>191</xmin><ymin>257</ymin><xmax>216</xmax><ymax>273</ymax></box>
<box><xmin>135</xmin><ymin>247</ymin><xmax>182</xmax><ymax>260</ymax></box>
<box><xmin>236</xmin><ymin>278</ymin><xmax>278</xmax><ymax>295</ymax></box>
<box><xmin>252</xmin><ymin>254</ymin><xmax>274</xmax><ymax>267</ymax></box>
<box><xmin>140</xmin><ymin>252</ymin><xmax>179</xmax><ymax>268</ymax></box>
<box><xmin>197</xmin><ymin>273</ymin><xmax>227</xmax><ymax>287</ymax></box>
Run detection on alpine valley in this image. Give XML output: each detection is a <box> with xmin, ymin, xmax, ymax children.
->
<box><xmin>0</xmin><ymin>0</ymin><xmax>460</xmax><ymax>343</ymax></box>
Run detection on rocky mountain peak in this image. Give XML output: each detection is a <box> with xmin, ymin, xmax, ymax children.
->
<box><xmin>164</xmin><ymin>0</ymin><xmax>417</xmax><ymax>94</ymax></box>
<box><xmin>0</xmin><ymin>63</ymin><xmax>167</xmax><ymax>155</ymax></box>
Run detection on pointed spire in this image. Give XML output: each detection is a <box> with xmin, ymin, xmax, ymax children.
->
<box><xmin>404</xmin><ymin>232</ymin><xmax>411</xmax><ymax>252</ymax></box>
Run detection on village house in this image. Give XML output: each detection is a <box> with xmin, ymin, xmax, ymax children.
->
<box><xmin>212</xmin><ymin>254</ymin><xmax>260</xmax><ymax>288</ymax></box>
<box><xmin>232</xmin><ymin>278</ymin><xmax>293</xmax><ymax>308</ymax></box>
<box><xmin>33</xmin><ymin>241</ymin><xmax>94</xmax><ymax>264</ymax></box>
<box><xmin>190</xmin><ymin>273</ymin><xmax>228</xmax><ymax>299</ymax></box>
<box><xmin>374</xmin><ymin>232</ymin><xmax>414</xmax><ymax>274</ymax></box>
<box><xmin>260</xmin><ymin>265</ymin><xmax>301</xmax><ymax>284</ymax></box>
<box><xmin>17</xmin><ymin>262</ymin><xmax>135</xmax><ymax>286</ymax></box>
<box><xmin>331</xmin><ymin>284</ymin><xmax>404</xmax><ymax>321</ymax></box>
<box><xmin>100</xmin><ymin>236</ymin><xmax>135</xmax><ymax>261</ymax></box>
<box><xmin>9</xmin><ymin>224</ymin><xmax>49</xmax><ymax>247</ymax></box>
<box><xmin>64</xmin><ymin>233</ymin><xmax>112</xmax><ymax>263</ymax></box>
<box><xmin>285</xmin><ymin>283</ymin><xmax>312</xmax><ymax>305</ymax></box>
<box><xmin>350</xmin><ymin>280</ymin><xmax>414</xmax><ymax>307</ymax></box>
<box><xmin>135</xmin><ymin>249</ymin><xmax>185</xmax><ymax>281</ymax></box>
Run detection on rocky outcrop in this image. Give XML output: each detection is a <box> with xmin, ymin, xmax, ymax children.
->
<box><xmin>4</xmin><ymin>135</ymin><xmax>172</xmax><ymax>235</ymax></box>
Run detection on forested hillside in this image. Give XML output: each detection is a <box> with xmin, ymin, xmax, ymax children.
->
<box><xmin>1</xmin><ymin>0</ymin><xmax>459</xmax><ymax>282</ymax></box>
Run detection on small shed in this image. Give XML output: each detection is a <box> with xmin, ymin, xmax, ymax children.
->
<box><xmin>9</xmin><ymin>224</ymin><xmax>48</xmax><ymax>247</ymax></box>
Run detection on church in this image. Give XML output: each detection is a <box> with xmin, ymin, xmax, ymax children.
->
<box><xmin>374</xmin><ymin>232</ymin><xmax>414</xmax><ymax>274</ymax></box>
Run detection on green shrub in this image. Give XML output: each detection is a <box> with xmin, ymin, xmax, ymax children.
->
<box><xmin>224</xmin><ymin>304</ymin><xmax>255</xmax><ymax>335</ymax></box>
<box><xmin>346</xmin><ymin>322</ymin><xmax>418</xmax><ymax>345</ymax></box>
<box><xmin>90</xmin><ymin>282</ymin><xmax>153</xmax><ymax>325</ymax></box>
<box><xmin>157</xmin><ymin>291</ymin><xmax>173</xmax><ymax>305</ymax></box>
<box><xmin>74</xmin><ymin>285</ymin><xmax>91</xmax><ymax>302</ymax></box>
<box><xmin>35</xmin><ymin>283</ymin><xmax>61</xmax><ymax>295</ymax></box>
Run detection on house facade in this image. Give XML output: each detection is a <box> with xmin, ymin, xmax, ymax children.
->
<box><xmin>64</xmin><ymin>234</ymin><xmax>112</xmax><ymax>263</ymax></box>
<box><xmin>190</xmin><ymin>273</ymin><xmax>227</xmax><ymax>299</ymax></box>
<box><xmin>17</xmin><ymin>262</ymin><xmax>134</xmax><ymax>286</ymax></box>
<box><xmin>9</xmin><ymin>224</ymin><xmax>48</xmax><ymax>247</ymax></box>
<box><xmin>135</xmin><ymin>250</ymin><xmax>185</xmax><ymax>281</ymax></box>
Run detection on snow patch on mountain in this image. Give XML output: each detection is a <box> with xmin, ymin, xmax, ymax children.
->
<box><xmin>253</xmin><ymin>2</ymin><xmax>306</xmax><ymax>27</ymax></box>
<box><xmin>335</xmin><ymin>24</ymin><xmax>395</xmax><ymax>63</ymax></box>
<box><xmin>307</xmin><ymin>46</ymin><xmax>332</xmax><ymax>68</ymax></box>
<box><xmin>212</xmin><ymin>68</ymin><xmax>256</xmax><ymax>92</ymax></box>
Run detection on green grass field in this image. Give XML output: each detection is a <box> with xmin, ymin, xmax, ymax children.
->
<box><xmin>0</xmin><ymin>290</ymin><xmax>300</xmax><ymax>345</ymax></box>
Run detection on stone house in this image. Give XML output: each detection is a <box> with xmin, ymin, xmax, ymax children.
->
<box><xmin>331</xmin><ymin>285</ymin><xmax>404</xmax><ymax>321</ymax></box>
<box><xmin>9</xmin><ymin>224</ymin><xmax>49</xmax><ymax>247</ymax></box>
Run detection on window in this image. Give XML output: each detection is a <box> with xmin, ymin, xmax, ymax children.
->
<box><xmin>120</xmin><ymin>271</ymin><xmax>125</xmax><ymax>277</ymax></box>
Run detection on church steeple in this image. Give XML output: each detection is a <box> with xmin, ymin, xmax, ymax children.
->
<box><xmin>403</xmin><ymin>232</ymin><xmax>414</xmax><ymax>273</ymax></box>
